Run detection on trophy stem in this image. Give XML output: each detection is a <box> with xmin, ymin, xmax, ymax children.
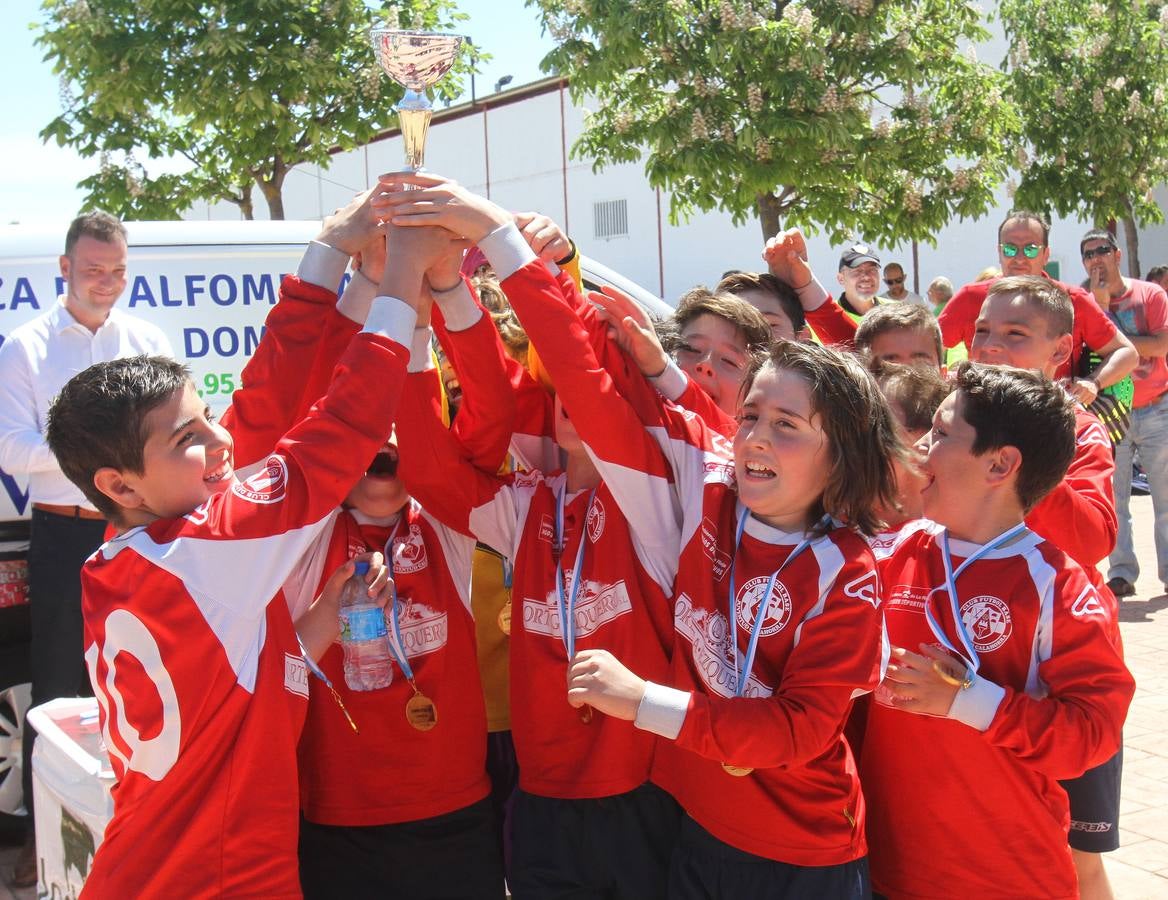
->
<box><xmin>398</xmin><ymin>88</ymin><xmax>432</xmax><ymax>174</ymax></box>
<box><xmin>398</xmin><ymin>107</ymin><xmax>432</xmax><ymax>173</ymax></box>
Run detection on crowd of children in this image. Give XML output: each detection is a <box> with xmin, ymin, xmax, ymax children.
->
<box><xmin>44</xmin><ymin>178</ymin><xmax>1138</xmax><ymax>899</ymax></box>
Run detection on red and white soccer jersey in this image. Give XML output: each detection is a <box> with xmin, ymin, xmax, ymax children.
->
<box><xmin>396</xmin><ymin>372</ymin><xmax>676</xmax><ymax>800</ymax></box>
<box><xmin>862</xmin><ymin>523</ymin><xmax>1134</xmax><ymax>899</ymax></box>
<box><xmin>296</xmin><ymin>501</ymin><xmax>488</xmax><ymax>825</ymax></box>
<box><xmin>650</xmin><ymin>495</ymin><xmax>884</xmax><ymax>866</ymax></box>
<box><xmin>221</xmin><ymin>274</ymin><xmax>502</xmax><ymax>829</ymax></box>
<box><xmin>79</xmin><ymin>311</ymin><xmax>410</xmax><ymax>898</ymax></box>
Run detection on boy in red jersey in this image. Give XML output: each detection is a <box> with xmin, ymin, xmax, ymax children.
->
<box><xmin>864</xmin><ymin>363</ymin><xmax>1135</xmax><ymax>899</ymax></box>
<box><xmin>41</xmin><ymin>219</ymin><xmax>447</xmax><ymax>898</ymax></box>
<box><xmin>968</xmin><ymin>274</ymin><xmax>1125</xmax><ymax>899</ymax></box>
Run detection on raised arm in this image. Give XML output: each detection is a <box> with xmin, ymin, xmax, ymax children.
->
<box><xmin>764</xmin><ymin>228</ymin><xmax>857</xmax><ymax>348</ymax></box>
<box><xmin>222</xmin><ymin>190</ymin><xmax>382</xmax><ymax>469</ymax></box>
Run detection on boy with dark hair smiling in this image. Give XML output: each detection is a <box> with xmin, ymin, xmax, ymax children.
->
<box><xmin>971</xmin><ymin>275</ymin><xmax>1129</xmax><ymax>898</ymax></box>
<box><xmin>43</xmin><ymin>214</ymin><xmax>445</xmax><ymax>898</ymax></box>
<box><xmin>861</xmin><ymin>362</ymin><xmax>1134</xmax><ymax>900</ymax></box>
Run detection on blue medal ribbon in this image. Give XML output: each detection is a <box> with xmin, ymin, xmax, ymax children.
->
<box><xmin>299</xmin><ymin>639</ymin><xmax>360</xmax><ymax>734</ymax></box>
<box><xmin>381</xmin><ymin>519</ymin><xmax>418</xmax><ymax>682</ymax></box>
<box><xmin>922</xmin><ymin>522</ymin><xmax>1031</xmax><ymax>673</ymax></box>
<box><xmin>726</xmin><ymin>507</ymin><xmax>824</xmax><ymax>698</ymax></box>
<box><xmin>554</xmin><ymin>485</ymin><xmax>595</xmax><ymax>660</ymax></box>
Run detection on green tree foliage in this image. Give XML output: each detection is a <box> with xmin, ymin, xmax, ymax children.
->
<box><xmin>38</xmin><ymin>0</ymin><xmax>473</xmax><ymax>219</ymax></box>
<box><xmin>1001</xmin><ymin>0</ymin><xmax>1168</xmax><ymax>275</ymax></box>
<box><xmin>530</xmin><ymin>0</ymin><xmax>1020</xmax><ymax>244</ymax></box>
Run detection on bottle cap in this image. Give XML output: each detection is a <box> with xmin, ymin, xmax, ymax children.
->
<box><xmin>353</xmin><ymin>561</ymin><xmax>371</xmax><ymax>576</ymax></box>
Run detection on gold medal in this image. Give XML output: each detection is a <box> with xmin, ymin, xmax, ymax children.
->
<box><xmin>497</xmin><ymin>600</ymin><xmax>512</xmax><ymax>635</ymax></box>
<box><xmin>721</xmin><ymin>763</ymin><xmax>753</xmax><ymax>777</ymax></box>
<box><xmin>578</xmin><ymin>704</ymin><xmax>593</xmax><ymax>724</ymax></box>
<box><xmin>405</xmin><ymin>689</ymin><xmax>438</xmax><ymax>732</ymax></box>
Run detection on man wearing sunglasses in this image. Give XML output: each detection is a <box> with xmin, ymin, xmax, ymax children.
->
<box><xmin>937</xmin><ymin>210</ymin><xmax>1138</xmax><ymax>404</ymax></box>
<box><xmin>879</xmin><ymin>262</ymin><xmax>927</xmax><ymax>306</ymax></box>
<box><xmin>1080</xmin><ymin>229</ymin><xmax>1168</xmax><ymax>603</ymax></box>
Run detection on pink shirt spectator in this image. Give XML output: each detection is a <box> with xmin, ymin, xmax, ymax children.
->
<box><xmin>1105</xmin><ymin>280</ymin><xmax>1168</xmax><ymax>408</ymax></box>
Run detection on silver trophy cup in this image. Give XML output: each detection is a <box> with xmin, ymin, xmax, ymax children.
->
<box><xmin>370</xmin><ymin>29</ymin><xmax>463</xmax><ymax>173</ymax></box>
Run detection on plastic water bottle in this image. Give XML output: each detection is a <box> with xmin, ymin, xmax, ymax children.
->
<box><xmin>338</xmin><ymin>561</ymin><xmax>394</xmax><ymax>691</ymax></box>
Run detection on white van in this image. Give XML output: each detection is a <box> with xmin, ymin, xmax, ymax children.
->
<box><xmin>0</xmin><ymin>219</ymin><xmax>671</xmax><ymax>523</ymax></box>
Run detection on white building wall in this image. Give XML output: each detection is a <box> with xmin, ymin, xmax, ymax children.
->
<box><xmin>188</xmin><ymin>78</ymin><xmax>1168</xmax><ymax>303</ymax></box>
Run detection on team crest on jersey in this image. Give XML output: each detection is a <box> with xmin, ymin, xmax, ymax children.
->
<box><xmin>284</xmin><ymin>653</ymin><xmax>309</xmax><ymax>698</ymax></box>
<box><xmin>700</xmin><ymin>517</ymin><xmax>732</xmax><ymax>581</ymax></box>
<box><xmin>734</xmin><ymin>576</ymin><xmax>793</xmax><ymax>637</ymax></box>
<box><xmin>703</xmin><ymin>459</ymin><xmax>735</xmax><ymax>487</ymax></box>
<box><xmin>586</xmin><ymin>497</ymin><xmax>606</xmax><ymax>543</ymax></box>
<box><xmin>844</xmin><ymin>571</ymin><xmax>880</xmax><ymax>608</ymax></box>
<box><xmin>523</xmin><ymin>578</ymin><xmax>634</xmax><ymax>640</ymax></box>
<box><xmin>392</xmin><ymin>598</ymin><xmax>448</xmax><ymax>659</ymax></box>
<box><xmin>232</xmin><ymin>455</ymin><xmax>288</xmax><ymax>504</ymax></box>
<box><xmin>674</xmin><ymin>593</ymin><xmax>774</xmax><ymax>698</ymax></box>
<box><xmin>960</xmin><ymin>594</ymin><xmax>1012</xmax><ymax>652</ymax></box>
<box><xmin>392</xmin><ymin>524</ymin><xmax>429</xmax><ymax>574</ymax></box>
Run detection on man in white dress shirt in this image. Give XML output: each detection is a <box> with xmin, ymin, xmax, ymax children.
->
<box><xmin>0</xmin><ymin>211</ymin><xmax>172</xmax><ymax>885</ymax></box>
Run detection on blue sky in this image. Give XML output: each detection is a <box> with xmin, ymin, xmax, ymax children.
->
<box><xmin>0</xmin><ymin>0</ymin><xmax>555</xmax><ymax>224</ymax></box>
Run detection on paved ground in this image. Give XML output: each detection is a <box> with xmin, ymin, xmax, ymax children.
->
<box><xmin>1</xmin><ymin>496</ymin><xmax>1166</xmax><ymax>899</ymax></box>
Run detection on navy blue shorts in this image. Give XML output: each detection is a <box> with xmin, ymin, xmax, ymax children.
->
<box><xmin>669</xmin><ymin>814</ymin><xmax>871</xmax><ymax>899</ymax></box>
<box><xmin>509</xmin><ymin>782</ymin><xmax>681</xmax><ymax>899</ymax></box>
<box><xmin>1060</xmin><ymin>747</ymin><xmax>1122</xmax><ymax>853</ymax></box>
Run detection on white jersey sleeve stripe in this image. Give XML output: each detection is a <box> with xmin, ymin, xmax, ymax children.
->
<box><xmin>1023</xmin><ymin>547</ymin><xmax>1058</xmax><ymax>698</ymax></box>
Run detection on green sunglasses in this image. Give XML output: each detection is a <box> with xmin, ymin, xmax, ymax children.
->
<box><xmin>1000</xmin><ymin>242</ymin><xmax>1043</xmax><ymax>259</ymax></box>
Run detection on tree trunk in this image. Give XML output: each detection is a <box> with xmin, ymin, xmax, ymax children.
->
<box><xmin>757</xmin><ymin>191</ymin><xmax>784</xmax><ymax>241</ymax></box>
<box><xmin>259</xmin><ymin>178</ymin><xmax>285</xmax><ymax>220</ymax></box>
<box><xmin>258</xmin><ymin>163</ymin><xmax>288</xmax><ymax>220</ymax></box>
<box><xmin>1121</xmin><ymin>199</ymin><xmax>1141</xmax><ymax>278</ymax></box>
<box><xmin>237</xmin><ymin>191</ymin><xmax>254</xmax><ymax>221</ymax></box>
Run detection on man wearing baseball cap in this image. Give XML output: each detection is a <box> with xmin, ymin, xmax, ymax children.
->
<box><xmin>836</xmin><ymin>244</ymin><xmax>883</xmax><ymax>318</ymax></box>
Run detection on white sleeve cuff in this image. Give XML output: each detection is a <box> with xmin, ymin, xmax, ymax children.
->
<box><xmin>408</xmin><ymin>327</ymin><xmax>435</xmax><ymax>373</ymax></box>
<box><xmin>634</xmin><ymin>681</ymin><xmax>690</xmax><ymax>739</ymax></box>
<box><xmin>363</xmin><ymin>296</ymin><xmax>419</xmax><ymax>352</ymax></box>
<box><xmin>433</xmin><ymin>281</ymin><xmax>483</xmax><ymax>332</ymax></box>
<box><xmin>478</xmin><ymin>221</ymin><xmax>538</xmax><ymax>281</ymax></box>
<box><xmin>947</xmin><ymin>674</ymin><xmax>1006</xmax><ymax>732</ymax></box>
<box><xmin>795</xmin><ymin>275</ymin><xmax>830</xmax><ymax>312</ymax></box>
<box><xmin>650</xmin><ymin>360</ymin><xmax>689</xmax><ymax>402</ymax></box>
<box><xmin>337</xmin><ymin>270</ymin><xmax>378</xmax><ymax>325</ymax></box>
<box><xmin>297</xmin><ymin>240</ymin><xmax>349</xmax><ymax>292</ymax></box>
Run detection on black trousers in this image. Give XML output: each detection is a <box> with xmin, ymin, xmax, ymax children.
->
<box><xmin>21</xmin><ymin>508</ymin><xmax>106</xmax><ymax>831</ymax></box>
<box><xmin>299</xmin><ymin>797</ymin><xmax>505</xmax><ymax>900</ymax></box>
<box><xmin>509</xmin><ymin>782</ymin><xmax>682</xmax><ymax>900</ymax></box>
<box><xmin>669</xmin><ymin>815</ymin><xmax>871</xmax><ymax>900</ymax></box>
